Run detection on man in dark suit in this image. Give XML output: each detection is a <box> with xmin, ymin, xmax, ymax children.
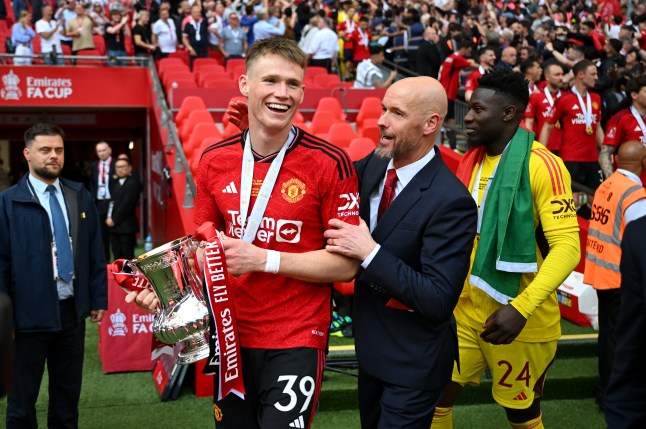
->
<box><xmin>416</xmin><ymin>26</ymin><xmax>443</xmax><ymax>78</ymax></box>
<box><xmin>106</xmin><ymin>157</ymin><xmax>142</xmax><ymax>260</ymax></box>
<box><xmin>604</xmin><ymin>215</ymin><xmax>646</xmax><ymax>428</ymax></box>
<box><xmin>325</xmin><ymin>76</ymin><xmax>477</xmax><ymax>428</ymax></box>
<box><xmin>90</xmin><ymin>141</ymin><xmax>115</xmax><ymax>260</ymax></box>
<box><xmin>0</xmin><ymin>123</ymin><xmax>107</xmax><ymax>428</ymax></box>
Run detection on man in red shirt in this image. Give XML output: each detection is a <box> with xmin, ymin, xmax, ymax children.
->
<box><xmin>524</xmin><ymin>63</ymin><xmax>566</xmax><ymax>152</ymax></box>
<box><xmin>351</xmin><ymin>16</ymin><xmax>373</xmax><ymax>63</ymax></box>
<box><xmin>540</xmin><ymin>60</ymin><xmax>603</xmax><ymax>214</ymax></box>
<box><xmin>464</xmin><ymin>46</ymin><xmax>495</xmax><ymax>102</ymax></box>
<box><xmin>127</xmin><ymin>38</ymin><xmax>359</xmax><ymax>429</ymax></box>
<box><xmin>439</xmin><ymin>39</ymin><xmax>477</xmax><ymax>124</ymax></box>
<box><xmin>601</xmin><ymin>75</ymin><xmax>646</xmax><ymax>184</ymax></box>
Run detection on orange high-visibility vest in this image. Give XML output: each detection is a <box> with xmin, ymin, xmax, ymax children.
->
<box><xmin>584</xmin><ymin>171</ymin><xmax>646</xmax><ymax>290</ymax></box>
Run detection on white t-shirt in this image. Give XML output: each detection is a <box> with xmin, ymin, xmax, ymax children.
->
<box><xmin>307</xmin><ymin>27</ymin><xmax>338</xmax><ymax>60</ymax></box>
<box><xmin>354</xmin><ymin>59</ymin><xmax>383</xmax><ymax>89</ymax></box>
<box><xmin>152</xmin><ymin>18</ymin><xmax>178</xmax><ymax>53</ymax></box>
<box><xmin>35</xmin><ymin>19</ymin><xmax>63</xmax><ymax>53</ymax></box>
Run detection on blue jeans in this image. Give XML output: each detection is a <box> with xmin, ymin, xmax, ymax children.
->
<box><xmin>42</xmin><ymin>51</ymin><xmax>64</xmax><ymax>65</ymax></box>
<box><xmin>107</xmin><ymin>49</ymin><xmax>127</xmax><ymax>67</ymax></box>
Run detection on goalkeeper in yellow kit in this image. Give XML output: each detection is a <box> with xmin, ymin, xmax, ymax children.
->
<box><xmin>432</xmin><ymin>69</ymin><xmax>581</xmax><ymax>428</ymax></box>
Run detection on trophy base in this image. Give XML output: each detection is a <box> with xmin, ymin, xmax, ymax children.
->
<box><xmin>177</xmin><ymin>335</ymin><xmax>211</xmax><ymax>365</ymax></box>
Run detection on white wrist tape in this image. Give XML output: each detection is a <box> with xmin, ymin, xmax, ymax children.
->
<box><xmin>264</xmin><ymin>250</ymin><xmax>280</xmax><ymax>274</ymax></box>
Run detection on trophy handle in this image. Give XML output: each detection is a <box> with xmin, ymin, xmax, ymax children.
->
<box><xmin>111</xmin><ymin>259</ymin><xmax>153</xmax><ymax>294</ymax></box>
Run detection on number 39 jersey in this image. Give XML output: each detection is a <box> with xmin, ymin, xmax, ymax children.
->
<box><xmin>194</xmin><ymin>127</ymin><xmax>359</xmax><ymax>350</ymax></box>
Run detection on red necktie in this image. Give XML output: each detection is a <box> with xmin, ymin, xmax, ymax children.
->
<box><xmin>378</xmin><ymin>169</ymin><xmax>398</xmax><ymax>222</ymax></box>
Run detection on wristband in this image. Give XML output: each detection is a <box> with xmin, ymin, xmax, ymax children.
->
<box><xmin>264</xmin><ymin>250</ymin><xmax>280</xmax><ymax>274</ymax></box>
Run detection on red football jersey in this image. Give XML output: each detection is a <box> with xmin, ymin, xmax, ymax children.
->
<box><xmin>194</xmin><ymin>127</ymin><xmax>359</xmax><ymax>350</ymax></box>
<box><xmin>337</xmin><ymin>19</ymin><xmax>357</xmax><ymax>50</ymax></box>
<box><xmin>524</xmin><ymin>89</ymin><xmax>565</xmax><ymax>151</ymax></box>
<box><xmin>351</xmin><ymin>28</ymin><xmax>372</xmax><ymax>62</ymax></box>
<box><xmin>604</xmin><ymin>107</ymin><xmax>646</xmax><ymax>147</ymax></box>
<box><xmin>438</xmin><ymin>53</ymin><xmax>472</xmax><ymax>101</ymax></box>
<box><xmin>547</xmin><ymin>91</ymin><xmax>601</xmax><ymax>162</ymax></box>
<box><xmin>464</xmin><ymin>68</ymin><xmax>483</xmax><ymax>93</ymax></box>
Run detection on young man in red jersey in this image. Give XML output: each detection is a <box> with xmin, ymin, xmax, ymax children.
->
<box><xmin>128</xmin><ymin>37</ymin><xmax>359</xmax><ymax>429</ymax></box>
<box><xmin>464</xmin><ymin>46</ymin><xmax>495</xmax><ymax>102</ymax></box>
<box><xmin>540</xmin><ymin>60</ymin><xmax>603</xmax><ymax>214</ymax></box>
<box><xmin>438</xmin><ymin>38</ymin><xmax>478</xmax><ymax>124</ymax></box>
<box><xmin>601</xmin><ymin>75</ymin><xmax>646</xmax><ymax>184</ymax></box>
<box><xmin>524</xmin><ymin>64</ymin><xmax>566</xmax><ymax>152</ymax></box>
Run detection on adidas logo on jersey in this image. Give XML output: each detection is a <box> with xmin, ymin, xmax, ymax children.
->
<box><xmin>542</xmin><ymin>99</ymin><xmax>549</xmax><ymax>104</ymax></box>
<box><xmin>222</xmin><ymin>181</ymin><xmax>238</xmax><ymax>194</ymax></box>
<box><xmin>572</xmin><ymin>105</ymin><xmax>579</xmax><ymax>110</ymax></box>
<box><xmin>513</xmin><ymin>391</ymin><xmax>528</xmax><ymax>401</ymax></box>
<box><xmin>289</xmin><ymin>415</ymin><xmax>305</xmax><ymax>428</ymax></box>
<box><xmin>635</xmin><ymin>126</ymin><xmax>642</xmax><ymax>132</ymax></box>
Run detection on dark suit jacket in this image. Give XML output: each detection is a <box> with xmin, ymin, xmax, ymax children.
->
<box><xmin>90</xmin><ymin>157</ymin><xmax>116</xmax><ymax>201</ymax></box>
<box><xmin>0</xmin><ymin>175</ymin><xmax>107</xmax><ymax>332</ymax></box>
<box><xmin>416</xmin><ymin>40</ymin><xmax>443</xmax><ymax>79</ymax></box>
<box><xmin>109</xmin><ymin>174</ymin><xmax>142</xmax><ymax>235</ymax></box>
<box><xmin>353</xmin><ymin>147</ymin><xmax>477</xmax><ymax>390</ymax></box>
<box><xmin>605</xmin><ymin>216</ymin><xmax>646</xmax><ymax>429</ymax></box>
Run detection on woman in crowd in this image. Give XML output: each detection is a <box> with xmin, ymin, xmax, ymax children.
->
<box><xmin>11</xmin><ymin>10</ymin><xmax>37</xmax><ymax>65</ymax></box>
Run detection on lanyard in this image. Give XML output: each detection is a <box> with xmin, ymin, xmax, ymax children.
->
<box><xmin>543</xmin><ymin>87</ymin><xmax>560</xmax><ymax>107</ymax></box>
<box><xmin>191</xmin><ymin>19</ymin><xmax>201</xmax><ymax>41</ymax></box>
<box><xmin>358</xmin><ymin>28</ymin><xmax>368</xmax><ymax>47</ymax></box>
<box><xmin>239</xmin><ymin>129</ymin><xmax>295</xmax><ymax>243</ymax></box>
<box><xmin>630</xmin><ymin>105</ymin><xmax>646</xmax><ymax>139</ymax></box>
<box><xmin>572</xmin><ymin>86</ymin><xmax>592</xmax><ymax>128</ymax></box>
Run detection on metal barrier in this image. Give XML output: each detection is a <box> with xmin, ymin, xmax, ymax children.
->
<box><xmin>146</xmin><ymin>59</ymin><xmax>196</xmax><ymax>209</ymax></box>
<box><xmin>0</xmin><ymin>52</ymin><xmax>151</xmax><ymax>66</ymax></box>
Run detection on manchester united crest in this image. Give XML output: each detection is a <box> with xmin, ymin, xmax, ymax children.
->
<box><xmin>213</xmin><ymin>404</ymin><xmax>223</xmax><ymax>422</ymax></box>
<box><xmin>281</xmin><ymin>178</ymin><xmax>306</xmax><ymax>203</ymax></box>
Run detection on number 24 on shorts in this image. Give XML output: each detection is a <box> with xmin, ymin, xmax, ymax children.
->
<box><xmin>497</xmin><ymin>360</ymin><xmax>531</xmax><ymax>388</ymax></box>
<box><xmin>275</xmin><ymin>375</ymin><xmax>316</xmax><ymax>413</ymax></box>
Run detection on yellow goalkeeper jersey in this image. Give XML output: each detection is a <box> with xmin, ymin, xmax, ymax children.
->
<box><xmin>454</xmin><ymin>142</ymin><xmax>580</xmax><ymax>343</ymax></box>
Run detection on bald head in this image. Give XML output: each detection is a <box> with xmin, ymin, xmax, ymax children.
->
<box><xmin>501</xmin><ymin>47</ymin><xmax>518</xmax><ymax>66</ymax></box>
<box><xmin>389</xmin><ymin>76</ymin><xmax>448</xmax><ymax>121</ymax></box>
<box><xmin>617</xmin><ymin>141</ymin><xmax>646</xmax><ymax>175</ymax></box>
<box><xmin>377</xmin><ymin>77</ymin><xmax>447</xmax><ymax>167</ymax></box>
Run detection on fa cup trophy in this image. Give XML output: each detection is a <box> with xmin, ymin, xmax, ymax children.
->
<box><xmin>113</xmin><ymin>235</ymin><xmax>211</xmax><ymax>365</ymax></box>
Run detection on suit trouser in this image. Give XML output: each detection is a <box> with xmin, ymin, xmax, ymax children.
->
<box><xmin>110</xmin><ymin>232</ymin><xmax>136</xmax><ymax>260</ymax></box>
<box><xmin>6</xmin><ymin>299</ymin><xmax>86</xmax><ymax>429</ymax></box>
<box><xmin>95</xmin><ymin>200</ymin><xmax>111</xmax><ymax>261</ymax></box>
<box><xmin>358</xmin><ymin>368</ymin><xmax>442</xmax><ymax>429</ymax></box>
<box><xmin>596</xmin><ymin>288</ymin><xmax>622</xmax><ymax>408</ymax></box>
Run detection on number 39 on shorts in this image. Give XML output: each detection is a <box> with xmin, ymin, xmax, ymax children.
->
<box><xmin>274</xmin><ymin>375</ymin><xmax>316</xmax><ymax>413</ymax></box>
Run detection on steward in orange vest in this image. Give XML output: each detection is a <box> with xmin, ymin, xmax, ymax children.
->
<box><xmin>583</xmin><ymin>140</ymin><xmax>646</xmax><ymax>410</ymax></box>
<box><xmin>584</xmin><ymin>145</ymin><xmax>646</xmax><ymax>290</ymax></box>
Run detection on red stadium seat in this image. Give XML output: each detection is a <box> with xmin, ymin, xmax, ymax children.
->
<box><xmin>208</xmin><ymin>49</ymin><xmax>225</xmax><ymax>65</ymax></box>
<box><xmin>76</xmin><ymin>49</ymin><xmax>104</xmax><ymax>66</ymax></box>
<box><xmin>202</xmin><ymin>78</ymin><xmax>239</xmax><ymax>89</ymax></box>
<box><xmin>222</xmin><ymin>122</ymin><xmax>241</xmax><ymax>138</ymax></box>
<box><xmin>346</xmin><ymin>137</ymin><xmax>375</xmax><ymax>161</ymax></box>
<box><xmin>163</xmin><ymin>71</ymin><xmax>194</xmax><ymax>88</ymax></box>
<box><xmin>313</xmin><ymin>74</ymin><xmax>341</xmax><ymax>89</ymax></box>
<box><xmin>195</xmin><ymin>65</ymin><xmax>227</xmax><ymax>84</ymax></box>
<box><xmin>316</xmin><ymin>97</ymin><xmax>346</xmax><ymax>121</ymax></box>
<box><xmin>360</xmin><ymin>122</ymin><xmax>380</xmax><ymax>145</ymax></box>
<box><xmin>180</xmin><ymin>110</ymin><xmax>214</xmax><ymax>142</ymax></box>
<box><xmin>198</xmin><ymin>71</ymin><xmax>231</xmax><ymax>86</ymax></box>
<box><xmin>304</xmin><ymin>66</ymin><xmax>328</xmax><ymax>81</ymax></box>
<box><xmin>190</xmin><ymin>137</ymin><xmax>222</xmax><ymax>175</ymax></box>
<box><xmin>175</xmin><ymin>96</ymin><xmax>207</xmax><ymax>129</ymax></box>
<box><xmin>159</xmin><ymin>64</ymin><xmax>191</xmax><ymax>84</ymax></box>
<box><xmin>309</xmin><ymin>111</ymin><xmax>342</xmax><ymax>135</ymax></box>
<box><xmin>165</xmin><ymin>78</ymin><xmax>197</xmax><ymax>93</ymax></box>
<box><xmin>92</xmin><ymin>35</ymin><xmax>106</xmax><ymax>55</ymax></box>
<box><xmin>225</xmin><ymin>57</ymin><xmax>245</xmax><ymax>73</ymax></box>
<box><xmin>326</xmin><ymin>123</ymin><xmax>357</xmax><ymax>148</ymax></box>
<box><xmin>193</xmin><ymin>57</ymin><xmax>219</xmax><ymax>73</ymax></box>
<box><xmin>168</xmin><ymin>50</ymin><xmax>189</xmax><ymax>65</ymax></box>
<box><xmin>158</xmin><ymin>57</ymin><xmax>185</xmax><ymax>69</ymax></box>
<box><xmin>356</xmin><ymin>97</ymin><xmax>383</xmax><ymax>130</ymax></box>
<box><xmin>185</xmin><ymin>122</ymin><xmax>222</xmax><ymax>158</ymax></box>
